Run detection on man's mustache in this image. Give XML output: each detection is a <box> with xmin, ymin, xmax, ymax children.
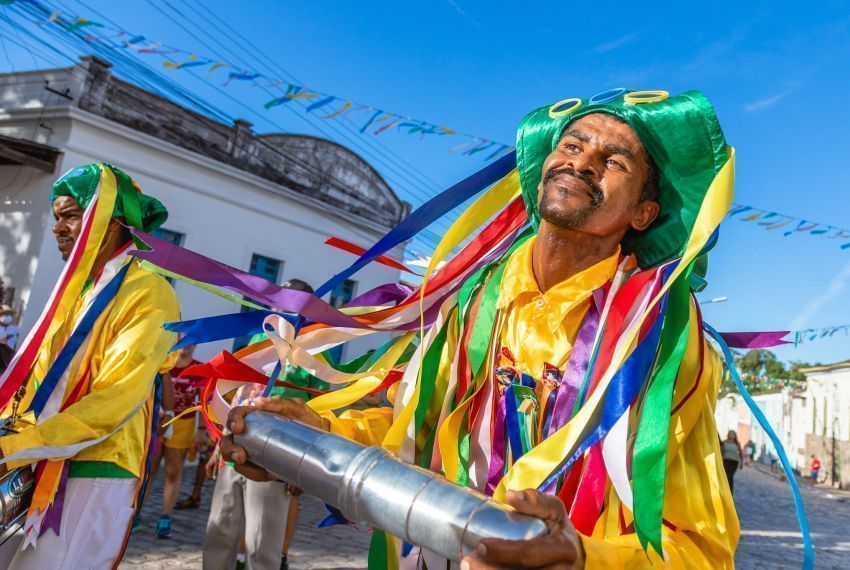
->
<box><xmin>543</xmin><ymin>167</ymin><xmax>604</xmax><ymax>206</ymax></box>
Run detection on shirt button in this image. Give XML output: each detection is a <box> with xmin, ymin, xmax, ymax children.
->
<box><xmin>536</xmin><ymin>297</ymin><xmax>545</xmax><ymax>308</ymax></box>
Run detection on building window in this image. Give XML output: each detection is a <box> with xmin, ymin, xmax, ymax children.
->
<box><xmin>151</xmin><ymin>228</ymin><xmax>185</xmax><ymax>246</ymax></box>
<box><xmin>150</xmin><ymin>229</ymin><xmax>185</xmax><ymax>284</ymax></box>
<box><xmin>233</xmin><ymin>254</ymin><xmax>283</xmax><ymax>352</ymax></box>
<box><xmin>329</xmin><ymin>279</ymin><xmax>356</xmax><ymax>308</ymax></box>
<box><xmin>250</xmin><ymin>254</ymin><xmax>281</xmax><ymax>283</ymax></box>
<box><xmin>327</xmin><ymin>280</ymin><xmax>356</xmax><ymax>363</ymax></box>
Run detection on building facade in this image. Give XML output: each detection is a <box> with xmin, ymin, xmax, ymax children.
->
<box><xmin>715</xmin><ymin>360</ymin><xmax>850</xmax><ymax>487</ymax></box>
<box><xmin>0</xmin><ymin>56</ymin><xmax>410</xmax><ymax>361</ymax></box>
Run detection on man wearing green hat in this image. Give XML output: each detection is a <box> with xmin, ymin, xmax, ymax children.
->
<box><xmin>0</xmin><ymin>163</ymin><xmax>180</xmax><ymax>569</ymax></box>
<box><xmin>224</xmin><ymin>89</ymin><xmax>738</xmax><ymax>569</ymax></box>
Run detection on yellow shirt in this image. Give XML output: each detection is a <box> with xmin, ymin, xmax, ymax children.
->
<box><xmin>322</xmin><ymin>236</ymin><xmax>738</xmax><ymax>568</ymax></box>
<box><xmin>496</xmin><ymin>238</ymin><xmax>618</xmax><ymax>376</ymax></box>
<box><xmin>0</xmin><ymin>259</ymin><xmax>179</xmax><ymax>477</ymax></box>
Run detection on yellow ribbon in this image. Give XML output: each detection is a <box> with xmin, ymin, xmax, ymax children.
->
<box><xmin>493</xmin><ymin>148</ymin><xmax>735</xmax><ymax>501</ymax></box>
<box><xmin>307</xmin><ymin>332</ymin><xmax>415</xmax><ymax>413</ymax></box>
<box><xmin>381</xmin><ymin>170</ymin><xmax>521</xmax><ymax>456</ymax></box>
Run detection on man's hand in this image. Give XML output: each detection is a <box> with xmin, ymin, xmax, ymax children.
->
<box><xmin>219</xmin><ymin>396</ymin><xmax>328</xmax><ymax>482</ymax></box>
<box><xmin>460</xmin><ymin>489</ymin><xmax>585</xmax><ymax>570</ymax></box>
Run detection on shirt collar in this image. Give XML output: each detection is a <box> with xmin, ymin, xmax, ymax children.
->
<box><xmin>497</xmin><ymin>236</ymin><xmax>621</xmax><ymax>332</ymax></box>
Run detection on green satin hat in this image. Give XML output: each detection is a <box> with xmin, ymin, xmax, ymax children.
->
<box><xmin>50</xmin><ymin>163</ymin><xmax>168</xmax><ymax>232</ymax></box>
<box><xmin>516</xmin><ymin>89</ymin><xmax>729</xmax><ymax>269</ymax></box>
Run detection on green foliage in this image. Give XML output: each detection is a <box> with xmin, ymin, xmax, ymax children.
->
<box><xmin>720</xmin><ymin>349</ymin><xmax>813</xmax><ymax>396</ymax></box>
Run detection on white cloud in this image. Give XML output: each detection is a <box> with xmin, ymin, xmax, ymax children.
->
<box><xmin>744</xmin><ymin>92</ymin><xmax>789</xmax><ymax>112</ymax></box>
<box><xmin>446</xmin><ymin>0</ymin><xmax>481</xmax><ymax>27</ymax></box>
<box><xmin>591</xmin><ymin>33</ymin><xmax>640</xmax><ymax>54</ymax></box>
<box><xmin>790</xmin><ymin>258</ymin><xmax>850</xmax><ymax>330</ymax></box>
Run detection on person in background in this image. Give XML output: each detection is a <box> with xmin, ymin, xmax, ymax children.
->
<box><xmin>0</xmin><ymin>281</ymin><xmax>15</xmax><ymax>373</ymax></box>
<box><xmin>0</xmin><ymin>163</ymin><xmax>178</xmax><ymax>569</ymax></box>
<box><xmin>810</xmin><ymin>455</ymin><xmax>821</xmax><ymax>485</ymax></box>
<box><xmin>203</xmin><ymin>382</ymin><xmax>292</xmax><ymax>570</ymax></box>
<box><xmin>721</xmin><ymin>430</ymin><xmax>744</xmax><ymax>494</ymax></box>
<box><xmin>204</xmin><ymin>278</ymin><xmax>321</xmax><ymax>570</ymax></box>
<box><xmin>0</xmin><ymin>303</ymin><xmax>18</xmax><ymax>351</ymax></box>
<box><xmin>174</xmin><ymin>422</ymin><xmax>216</xmax><ymax>511</ymax></box>
<box><xmin>153</xmin><ymin>344</ymin><xmax>202</xmax><ymax>538</ymax></box>
<box><xmin>744</xmin><ymin>439</ymin><xmax>756</xmax><ymax>467</ymax></box>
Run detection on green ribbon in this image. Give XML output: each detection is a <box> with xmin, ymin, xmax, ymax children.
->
<box><xmin>367</xmin><ymin>529</ymin><xmax>389</xmax><ymax>569</ymax></box>
<box><xmin>631</xmin><ymin>265</ymin><xmax>694</xmax><ymax>556</ymax></box>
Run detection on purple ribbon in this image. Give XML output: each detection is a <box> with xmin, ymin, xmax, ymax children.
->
<box><xmin>131</xmin><ymin>231</ymin><xmax>366</xmax><ymax>329</ymax></box>
<box><xmin>717</xmin><ymin>330</ymin><xmax>791</xmax><ymax>348</ymax></box>
<box><xmin>347</xmin><ymin>283</ymin><xmax>411</xmax><ymax>308</ymax></box>
<box><xmin>40</xmin><ymin>461</ymin><xmax>70</xmax><ymax>537</ymax></box>
<box><xmin>545</xmin><ymin>303</ymin><xmax>600</xmax><ymax>440</ymax></box>
<box><xmin>485</xmin><ymin>391</ymin><xmax>508</xmax><ymax>496</ymax></box>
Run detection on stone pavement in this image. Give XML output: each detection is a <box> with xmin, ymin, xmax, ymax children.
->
<box><xmin>121</xmin><ymin>465</ymin><xmax>370</xmax><ymax>569</ymax></box>
<box><xmin>122</xmin><ymin>462</ymin><xmax>850</xmax><ymax>569</ymax></box>
<box><xmin>733</xmin><ymin>465</ymin><xmax>850</xmax><ymax>569</ymax></box>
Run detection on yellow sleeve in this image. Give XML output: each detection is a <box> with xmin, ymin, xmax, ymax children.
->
<box><xmin>582</xmin><ymin>313</ymin><xmax>738</xmax><ymax>569</ymax></box>
<box><xmin>320</xmin><ymin>407</ymin><xmax>394</xmax><ymax>446</ymax></box>
<box><xmin>0</xmin><ymin>271</ymin><xmax>179</xmax><ymax>467</ymax></box>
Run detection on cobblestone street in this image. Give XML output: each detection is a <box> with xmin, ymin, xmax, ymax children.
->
<box><xmin>121</xmin><ymin>463</ymin><xmax>850</xmax><ymax>569</ymax></box>
<box><xmin>734</xmin><ymin>466</ymin><xmax>850</xmax><ymax>569</ymax></box>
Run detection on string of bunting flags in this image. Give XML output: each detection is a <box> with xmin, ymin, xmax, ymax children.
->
<box><xmin>726</xmin><ymin>203</ymin><xmax>850</xmax><ymax>250</ymax></box>
<box><xmin>791</xmin><ymin>324</ymin><xmax>850</xmax><ymax>346</ymax></box>
<box><xmin>4</xmin><ymin>1</ymin><xmax>850</xmax><ymax>253</ymax></box>
<box><xmin>2</xmin><ymin>0</ymin><xmax>514</xmax><ymax>162</ymax></box>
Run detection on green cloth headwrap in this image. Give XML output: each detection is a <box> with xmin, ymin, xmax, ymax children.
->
<box><xmin>51</xmin><ymin>163</ymin><xmax>168</xmax><ymax>232</ymax></box>
<box><xmin>516</xmin><ymin>90</ymin><xmax>728</xmax><ymax>268</ymax></box>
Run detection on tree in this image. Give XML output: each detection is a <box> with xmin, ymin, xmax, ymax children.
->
<box><xmin>725</xmin><ymin>350</ymin><xmax>814</xmax><ymax>395</ymax></box>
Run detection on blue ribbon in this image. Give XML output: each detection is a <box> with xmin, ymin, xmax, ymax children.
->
<box><xmin>504</xmin><ymin>383</ymin><xmax>524</xmax><ymax>462</ymax></box>
<box><xmin>539</xmin><ymin>297</ymin><xmax>665</xmax><ymax>490</ymax></box>
<box><xmin>167</xmin><ymin>311</ymin><xmax>298</xmax><ymax>352</ymax></box>
<box><xmin>28</xmin><ymin>263</ymin><xmax>131</xmax><ymax>418</ymax></box>
<box><xmin>163</xmin><ymin>151</ymin><xmax>518</xmax><ymax>347</ymax></box>
<box><xmin>314</xmin><ymin>149</ymin><xmax>515</xmax><ymax>297</ymax></box>
<box><xmin>134</xmin><ymin>373</ymin><xmax>163</xmax><ymax>521</ymax></box>
<box><xmin>705</xmin><ymin>323</ymin><xmax>814</xmax><ymax>570</ymax></box>
<box><xmin>262</xmin><ymin>361</ymin><xmax>282</xmax><ymax>398</ymax></box>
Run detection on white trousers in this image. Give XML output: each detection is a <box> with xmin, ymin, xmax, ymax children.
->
<box><xmin>203</xmin><ymin>466</ymin><xmax>292</xmax><ymax>570</ymax></box>
<box><xmin>8</xmin><ymin>477</ymin><xmax>137</xmax><ymax>570</ymax></box>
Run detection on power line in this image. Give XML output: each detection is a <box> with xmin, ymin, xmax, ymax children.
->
<box><xmin>159</xmin><ymin>0</ymin><xmax>454</xmax><ymax>222</ymax></box>
<box><xmin>4</xmin><ymin>1</ymin><xmax>444</xmax><ymax>254</ymax></box>
<box><xmin>63</xmin><ymin>0</ymin><xmax>448</xmax><ymax>243</ymax></box>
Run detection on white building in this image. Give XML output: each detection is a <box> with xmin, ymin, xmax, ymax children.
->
<box><xmin>715</xmin><ymin>361</ymin><xmax>850</xmax><ymax>484</ymax></box>
<box><xmin>0</xmin><ymin>56</ymin><xmax>410</xmax><ymax>361</ymax></box>
<box><xmin>715</xmin><ymin>390</ymin><xmax>804</xmax><ymax>469</ymax></box>
<box><xmin>799</xmin><ymin>361</ymin><xmax>850</xmax><ymax>486</ymax></box>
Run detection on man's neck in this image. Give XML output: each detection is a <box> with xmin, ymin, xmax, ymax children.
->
<box><xmin>531</xmin><ymin>221</ymin><xmax>622</xmax><ymax>293</ymax></box>
<box><xmin>87</xmin><ymin>236</ymin><xmax>126</xmax><ymax>283</ymax></box>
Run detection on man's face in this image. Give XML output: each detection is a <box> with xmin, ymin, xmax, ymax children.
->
<box><xmin>537</xmin><ymin>113</ymin><xmax>658</xmax><ymax>238</ymax></box>
<box><xmin>52</xmin><ymin>196</ymin><xmax>84</xmax><ymax>261</ymax></box>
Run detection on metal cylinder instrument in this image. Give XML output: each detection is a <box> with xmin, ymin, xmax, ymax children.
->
<box><xmin>0</xmin><ymin>423</ymin><xmax>35</xmax><ymax>564</ymax></box>
<box><xmin>234</xmin><ymin>411</ymin><xmax>547</xmax><ymax>562</ymax></box>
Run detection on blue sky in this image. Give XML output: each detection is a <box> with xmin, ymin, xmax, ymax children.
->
<box><xmin>1</xmin><ymin>0</ymin><xmax>849</xmax><ymax>365</ymax></box>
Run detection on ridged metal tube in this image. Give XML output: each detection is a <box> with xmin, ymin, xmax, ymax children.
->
<box><xmin>234</xmin><ymin>411</ymin><xmax>547</xmax><ymax>561</ymax></box>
